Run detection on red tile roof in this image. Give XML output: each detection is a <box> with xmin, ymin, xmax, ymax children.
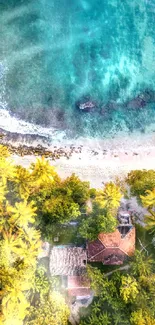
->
<box><xmin>98</xmin><ymin>229</ymin><xmax>121</xmax><ymax>247</ymax></box>
<box><xmin>67</xmin><ymin>276</ymin><xmax>91</xmax><ymax>297</ymax></box>
<box><xmin>87</xmin><ymin>239</ymin><xmax>105</xmax><ymax>260</ymax></box>
<box><xmin>68</xmin><ymin>288</ymin><xmax>91</xmax><ymax>297</ymax></box>
<box><xmin>119</xmin><ymin>227</ymin><xmax>135</xmax><ymax>256</ymax></box>
<box><xmin>68</xmin><ymin>275</ymin><xmax>90</xmax><ymax>288</ymax></box>
<box><xmin>87</xmin><ymin>227</ymin><xmax>135</xmax><ymax>264</ymax></box>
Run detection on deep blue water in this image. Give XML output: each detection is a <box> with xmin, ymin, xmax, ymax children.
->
<box><xmin>0</xmin><ymin>0</ymin><xmax>155</xmax><ymax>138</ymax></box>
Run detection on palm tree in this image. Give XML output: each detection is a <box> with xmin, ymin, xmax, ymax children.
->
<box><xmin>130</xmin><ymin>250</ymin><xmax>154</xmax><ymax>277</ymax></box>
<box><xmin>96</xmin><ymin>182</ymin><xmax>122</xmax><ymax>210</ymax></box>
<box><xmin>113</xmin><ymin>312</ymin><xmax>130</xmax><ymax>325</ymax></box>
<box><xmin>0</xmin><ymin>157</ymin><xmax>15</xmax><ymax>183</ymax></box>
<box><xmin>140</xmin><ymin>189</ymin><xmax>155</xmax><ymax>233</ymax></box>
<box><xmin>0</xmin><ymin>178</ymin><xmax>7</xmax><ymax>203</ymax></box>
<box><xmin>140</xmin><ymin>189</ymin><xmax>155</xmax><ymax>208</ymax></box>
<box><xmin>1</xmin><ymin>229</ymin><xmax>26</xmax><ymax>267</ymax></box>
<box><xmin>21</xmin><ymin>237</ymin><xmax>41</xmax><ymax>265</ymax></box>
<box><xmin>88</xmin><ymin>314</ymin><xmax>100</xmax><ymax>325</ymax></box>
<box><xmin>145</xmin><ymin>212</ymin><xmax>155</xmax><ymax>233</ymax></box>
<box><xmin>0</xmin><ymin>144</ymin><xmax>10</xmax><ymax>158</ymax></box>
<box><xmin>120</xmin><ymin>275</ymin><xmax>139</xmax><ymax>304</ymax></box>
<box><xmin>30</xmin><ymin>156</ymin><xmax>57</xmax><ymax>186</ymax></box>
<box><xmin>2</xmin><ymin>271</ymin><xmax>30</xmax><ymax>325</ymax></box>
<box><xmin>91</xmin><ymin>301</ymin><xmax>101</xmax><ymax>314</ymax></box>
<box><xmin>99</xmin><ymin>312</ymin><xmax>111</xmax><ymax>325</ymax></box>
<box><xmin>13</xmin><ymin>165</ymin><xmax>32</xmax><ymax>199</ymax></box>
<box><xmin>7</xmin><ymin>200</ymin><xmax>37</xmax><ymax>230</ymax></box>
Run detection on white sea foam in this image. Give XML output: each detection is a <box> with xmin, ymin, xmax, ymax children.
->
<box><xmin>0</xmin><ymin>60</ymin><xmax>66</xmax><ymax>142</ymax></box>
<box><xmin>0</xmin><ymin>108</ymin><xmax>66</xmax><ymax>141</ymax></box>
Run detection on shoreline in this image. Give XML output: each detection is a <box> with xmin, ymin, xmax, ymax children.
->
<box><xmin>12</xmin><ymin>147</ymin><xmax>155</xmax><ymax>188</ymax></box>
<box><xmin>1</xmin><ymin>128</ymin><xmax>155</xmax><ymax>188</ymax></box>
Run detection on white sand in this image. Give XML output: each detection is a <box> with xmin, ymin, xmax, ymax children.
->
<box><xmin>11</xmin><ymin>132</ymin><xmax>155</xmax><ymax>188</ymax></box>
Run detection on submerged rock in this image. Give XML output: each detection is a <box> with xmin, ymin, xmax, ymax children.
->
<box><xmin>126</xmin><ymin>96</ymin><xmax>146</xmax><ymax>109</ymax></box>
<box><xmin>142</xmin><ymin>89</ymin><xmax>155</xmax><ymax>103</ymax></box>
<box><xmin>126</xmin><ymin>90</ymin><xmax>155</xmax><ymax>109</ymax></box>
<box><xmin>76</xmin><ymin>99</ymin><xmax>97</xmax><ymax>112</ymax></box>
<box><xmin>100</xmin><ymin>101</ymin><xmax>122</xmax><ymax>117</ymax></box>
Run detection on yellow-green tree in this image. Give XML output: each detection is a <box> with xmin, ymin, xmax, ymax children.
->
<box><xmin>7</xmin><ymin>200</ymin><xmax>37</xmax><ymax>230</ymax></box>
<box><xmin>0</xmin><ymin>144</ymin><xmax>10</xmax><ymax>158</ymax></box>
<box><xmin>95</xmin><ymin>182</ymin><xmax>122</xmax><ymax>210</ymax></box>
<box><xmin>130</xmin><ymin>310</ymin><xmax>155</xmax><ymax>325</ymax></box>
<box><xmin>130</xmin><ymin>250</ymin><xmax>154</xmax><ymax>277</ymax></box>
<box><xmin>30</xmin><ymin>156</ymin><xmax>58</xmax><ymax>186</ymax></box>
<box><xmin>141</xmin><ymin>189</ymin><xmax>155</xmax><ymax>208</ymax></box>
<box><xmin>13</xmin><ymin>165</ymin><xmax>32</xmax><ymax>199</ymax></box>
<box><xmin>126</xmin><ymin>170</ymin><xmax>155</xmax><ymax>198</ymax></box>
<box><xmin>26</xmin><ymin>291</ymin><xmax>70</xmax><ymax>325</ymax></box>
<box><xmin>120</xmin><ymin>276</ymin><xmax>139</xmax><ymax>304</ymax></box>
<box><xmin>0</xmin><ymin>155</ymin><xmax>41</xmax><ymax>325</ymax></box>
<box><xmin>140</xmin><ymin>189</ymin><xmax>155</xmax><ymax>233</ymax></box>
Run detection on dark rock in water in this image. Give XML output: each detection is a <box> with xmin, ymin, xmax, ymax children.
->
<box><xmin>126</xmin><ymin>96</ymin><xmax>146</xmax><ymax>109</ymax></box>
<box><xmin>76</xmin><ymin>99</ymin><xmax>97</xmax><ymax>112</ymax></box>
<box><xmin>100</xmin><ymin>107</ymin><xmax>109</xmax><ymax>118</ymax></box>
<box><xmin>126</xmin><ymin>90</ymin><xmax>155</xmax><ymax>110</ymax></box>
<box><xmin>47</xmin><ymin>95</ymin><xmax>53</xmax><ymax>104</ymax></box>
<box><xmin>141</xmin><ymin>89</ymin><xmax>155</xmax><ymax>103</ymax></box>
<box><xmin>100</xmin><ymin>101</ymin><xmax>122</xmax><ymax>115</ymax></box>
<box><xmin>56</xmin><ymin>110</ymin><xmax>65</xmax><ymax>121</ymax></box>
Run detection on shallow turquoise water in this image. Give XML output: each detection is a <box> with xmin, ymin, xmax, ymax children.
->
<box><xmin>0</xmin><ymin>0</ymin><xmax>155</xmax><ymax>138</ymax></box>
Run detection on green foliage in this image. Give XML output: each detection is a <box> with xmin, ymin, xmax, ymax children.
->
<box><xmin>26</xmin><ymin>292</ymin><xmax>70</xmax><ymax>325</ymax></box>
<box><xmin>130</xmin><ymin>250</ymin><xmax>154</xmax><ymax>277</ymax></box>
<box><xmin>141</xmin><ymin>189</ymin><xmax>155</xmax><ymax>208</ymax></box>
<box><xmin>126</xmin><ymin>170</ymin><xmax>155</xmax><ymax>199</ymax></box>
<box><xmin>79</xmin><ymin>182</ymin><xmax>121</xmax><ymax>240</ymax></box>
<box><xmin>1</xmin><ymin>148</ymin><xmax>155</xmax><ymax>325</ymax></box>
<box><xmin>89</xmin><ymin>187</ymin><xmax>97</xmax><ymax>199</ymax></box>
<box><xmin>29</xmin><ymin>170</ymin><xmax>90</xmax><ymax>236</ymax></box>
<box><xmin>81</xmin><ymin>266</ymin><xmax>130</xmax><ymax>325</ymax></box>
<box><xmin>79</xmin><ymin>201</ymin><xmax>118</xmax><ymax>240</ymax></box>
<box><xmin>42</xmin><ymin>194</ymin><xmax>80</xmax><ymax>223</ymax></box>
<box><xmin>62</xmin><ymin>173</ymin><xmax>90</xmax><ymax>205</ymax></box>
<box><xmin>130</xmin><ymin>310</ymin><xmax>155</xmax><ymax>325</ymax></box>
<box><xmin>33</xmin><ymin>266</ymin><xmax>50</xmax><ymax>298</ymax></box>
<box><xmin>140</xmin><ymin>189</ymin><xmax>155</xmax><ymax>234</ymax></box>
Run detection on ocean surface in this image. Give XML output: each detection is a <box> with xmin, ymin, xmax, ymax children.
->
<box><xmin>0</xmin><ymin>0</ymin><xmax>155</xmax><ymax>140</ymax></box>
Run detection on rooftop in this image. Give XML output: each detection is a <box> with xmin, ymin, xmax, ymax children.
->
<box><xmin>67</xmin><ymin>275</ymin><xmax>91</xmax><ymax>298</ymax></box>
<box><xmin>87</xmin><ymin>227</ymin><xmax>135</xmax><ymax>264</ymax></box>
<box><xmin>49</xmin><ymin>246</ymin><xmax>87</xmax><ymax>276</ymax></box>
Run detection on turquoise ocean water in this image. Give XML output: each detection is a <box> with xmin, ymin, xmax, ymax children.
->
<box><xmin>0</xmin><ymin>0</ymin><xmax>155</xmax><ymax>139</ymax></box>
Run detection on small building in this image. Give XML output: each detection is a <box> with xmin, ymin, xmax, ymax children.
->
<box><xmin>49</xmin><ymin>246</ymin><xmax>87</xmax><ymax>276</ymax></box>
<box><xmin>49</xmin><ymin>246</ymin><xmax>92</xmax><ymax>302</ymax></box>
<box><xmin>87</xmin><ymin>226</ymin><xmax>135</xmax><ymax>265</ymax></box>
<box><xmin>67</xmin><ymin>276</ymin><xmax>92</xmax><ymax>300</ymax></box>
<box><xmin>48</xmin><ymin>208</ymin><xmax>135</xmax><ymax>301</ymax></box>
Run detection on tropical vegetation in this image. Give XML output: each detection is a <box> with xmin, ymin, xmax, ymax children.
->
<box><xmin>1</xmin><ymin>144</ymin><xmax>155</xmax><ymax>324</ymax></box>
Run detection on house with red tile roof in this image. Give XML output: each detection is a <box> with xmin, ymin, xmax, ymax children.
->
<box><xmin>87</xmin><ymin>211</ymin><xmax>135</xmax><ymax>265</ymax></box>
<box><xmin>46</xmin><ymin>210</ymin><xmax>135</xmax><ymax>301</ymax></box>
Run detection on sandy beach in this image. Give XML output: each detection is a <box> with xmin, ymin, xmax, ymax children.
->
<box><xmin>10</xmin><ymin>131</ymin><xmax>155</xmax><ymax>188</ymax></box>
